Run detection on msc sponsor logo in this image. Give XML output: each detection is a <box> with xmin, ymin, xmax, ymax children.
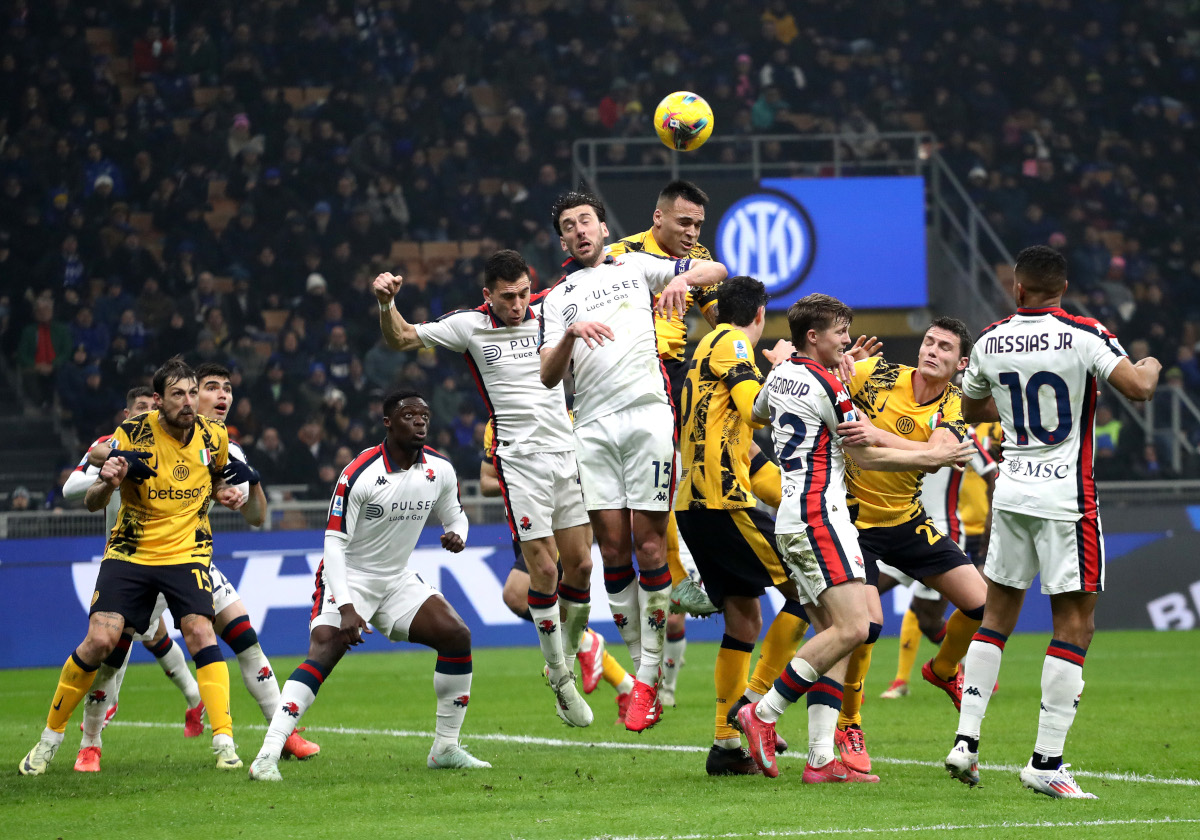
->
<box><xmin>717</xmin><ymin>191</ymin><xmax>816</xmax><ymax>297</ymax></box>
<box><xmin>1007</xmin><ymin>458</ymin><xmax>1070</xmax><ymax>479</ymax></box>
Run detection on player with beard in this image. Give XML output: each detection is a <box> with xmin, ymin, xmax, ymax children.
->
<box><xmin>20</xmin><ymin>358</ymin><xmax>247</xmax><ymax>775</ymax></box>
<box><xmin>250</xmin><ymin>392</ymin><xmax>486</xmax><ymax>781</ymax></box>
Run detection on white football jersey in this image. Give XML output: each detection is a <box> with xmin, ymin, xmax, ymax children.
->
<box><xmin>962</xmin><ymin>306</ymin><xmax>1126</xmax><ymax>521</ymax></box>
<box><xmin>538</xmin><ymin>251</ymin><xmax>684</xmax><ymax>426</ymax></box>
<box><xmin>919</xmin><ymin>428</ymin><xmax>996</xmax><ymax>541</ymax></box>
<box><xmin>755</xmin><ymin>356</ymin><xmax>859</xmax><ymax>535</ymax></box>
<box><xmin>325</xmin><ymin>443</ymin><xmax>468</xmax><ymax>577</ymax></box>
<box><xmin>415</xmin><ymin>299</ymin><xmax>574</xmax><ymax>455</ymax></box>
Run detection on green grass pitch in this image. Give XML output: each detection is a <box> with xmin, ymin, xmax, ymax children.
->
<box><xmin>2</xmin><ymin>631</ymin><xmax>1198</xmax><ymax>839</ymax></box>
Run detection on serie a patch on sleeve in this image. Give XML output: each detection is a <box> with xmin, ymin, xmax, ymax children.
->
<box><xmin>733</xmin><ymin>339</ymin><xmax>750</xmax><ymax>360</ymax></box>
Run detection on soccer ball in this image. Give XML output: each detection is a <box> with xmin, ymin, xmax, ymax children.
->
<box><xmin>653</xmin><ymin>91</ymin><xmax>714</xmax><ymax>152</ymax></box>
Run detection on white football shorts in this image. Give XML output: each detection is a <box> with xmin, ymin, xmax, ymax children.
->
<box><xmin>310</xmin><ymin>566</ymin><xmax>442</xmax><ymax>641</ymax></box>
<box><xmin>573</xmin><ymin>401</ymin><xmax>676</xmax><ymax>512</ymax></box>
<box><xmin>493</xmin><ymin>449</ymin><xmax>589</xmax><ymax>541</ymax></box>
<box><xmin>776</xmin><ymin>515</ymin><xmax>867</xmax><ymax>606</ymax></box>
<box><xmin>984</xmin><ymin>508</ymin><xmax>1105</xmax><ymax>595</ymax></box>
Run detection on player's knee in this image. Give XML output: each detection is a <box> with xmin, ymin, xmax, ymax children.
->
<box><xmin>667</xmin><ymin>612</ymin><xmax>685</xmax><ymax>634</ymax></box>
<box><xmin>962</xmin><ymin>604</ymin><xmax>985</xmax><ymax>622</ymax></box>
<box><xmin>81</xmin><ymin>630</ymin><xmax>121</xmax><ymax>663</ymax></box>
<box><xmin>865</xmin><ymin>621</ymin><xmax>883</xmax><ymax>645</ymax></box>
<box><xmin>439</xmin><ymin>622</ymin><xmax>471</xmax><ymax>653</ymax></box>
<box><xmin>838</xmin><ymin>618</ymin><xmax>870</xmax><ymax>652</ymax></box>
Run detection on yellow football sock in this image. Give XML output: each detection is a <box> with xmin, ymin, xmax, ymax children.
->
<box><xmin>195</xmin><ymin>656</ymin><xmax>233</xmax><ymax>737</ymax></box>
<box><xmin>665</xmin><ymin>512</ymin><xmax>688</xmax><ymax>586</ymax></box>
<box><xmin>47</xmin><ymin>652</ymin><xmax>98</xmax><ymax>733</ymax></box>
<box><xmin>747</xmin><ymin>606</ymin><xmax>808</xmax><ymax>696</ymax></box>
<box><xmin>602</xmin><ymin>650</ymin><xmax>628</xmax><ymax>689</ymax></box>
<box><xmin>838</xmin><ymin>642</ymin><xmax>873</xmax><ymax>729</ymax></box>
<box><xmin>895</xmin><ymin>608</ymin><xmax>922</xmax><ymax>684</ymax></box>
<box><xmin>715</xmin><ymin>635</ymin><xmax>753</xmax><ymax>741</ymax></box>
<box><xmin>932</xmin><ymin>609</ymin><xmax>981</xmax><ymax>681</ymax></box>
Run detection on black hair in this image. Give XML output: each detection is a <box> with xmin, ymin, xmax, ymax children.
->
<box><xmin>715</xmin><ymin>276</ymin><xmax>767</xmax><ymax>327</ymax></box>
<box><xmin>483</xmin><ymin>249</ymin><xmax>530</xmax><ymax>290</ymax></box>
<box><xmin>125</xmin><ymin>385</ymin><xmax>153</xmax><ymax>410</ymax></box>
<box><xmin>193</xmin><ymin>362</ymin><xmax>231</xmax><ymax>383</ymax></box>
<box><xmin>551</xmin><ymin>190</ymin><xmax>606</xmax><ymax>236</ymax></box>
<box><xmin>928</xmin><ymin>316</ymin><xmax>973</xmax><ymax>359</ymax></box>
<box><xmin>658</xmin><ymin>179</ymin><xmax>709</xmax><ymax>208</ymax></box>
<box><xmin>152</xmin><ymin>356</ymin><xmax>195</xmax><ymax>397</ymax></box>
<box><xmin>787</xmin><ymin>293</ymin><xmax>853</xmax><ymax>349</ymax></box>
<box><xmin>383</xmin><ymin>389</ymin><xmax>427</xmax><ymax>417</ymax></box>
<box><xmin>1014</xmin><ymin>245</ymin><xmax>1068</xmax><ymax>295</ymax></box>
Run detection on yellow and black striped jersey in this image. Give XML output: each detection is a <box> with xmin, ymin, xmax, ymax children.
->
<box><xmin>104</xmin><ymin>410</ymin><xmax>229</xmax><ymax>566</ymax></box>
<box><xmin>606</xmin><ymin>229</ymin><xmax>719</xmax><ymax>362</ymax></box>
<box><xmin>844</xmin><ymin>356</ymin><xmax>967</xmax><ymax>528</ymax></box>
<box><xmin>676</xmin><ymin>326</ymin><xmax>765</xmax><ymax>510</ymax></box>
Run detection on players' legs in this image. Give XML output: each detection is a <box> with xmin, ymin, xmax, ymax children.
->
<box><xmin>180</xmin><ymin>613</ymin><xmax>236</xmax><ymax>751</ymax></box>
<box><xmin>591</xmin><ymin>507</ymin><xmax>641</xmax><ymax>668</ymax></box>
<box><xmin>715</xmin><ymin>595</ymin><xmax>761</xmax><ymax>747</ymax></box>
<box><xmin>922</xmin><ymin>564</ymin><xmax>987</xmax><ymax>681</ymax></box>
<box><xmin>144</xmin><ymin>617</ymin><xmax>203</xmax><ymax>713</ymax></box>
<box><xmin>522</xmin><ymin>535</ymin><xmax>570</xmax><ymax>677</ymax></box>
<box><xmin>553</xmin><ymin>522</ymin><xmax>594</xmax><ymax>667</ymax></box>
<box><xmin>502</xmin><ymin>566</ymin><xmax>532</xmax><ymax>620</ymax></box>
<box><xmin>630</xmin><ymin>508</ymin><xmax>672</xmax><ymax>685</ymax></box>
<box><xmin>215</xmin><ymin>600</ymin><xmax>278</xmax><ymax>722</ymax></box>
<box><xmin>1031</xmin><ymin>592</ymin><xmax>1095</xmax><ymax>771</ymax></box>
<box><xmin>79</xmin><ymin>633</ymin><xmax>133</xmax><ymax>758</ymax></box>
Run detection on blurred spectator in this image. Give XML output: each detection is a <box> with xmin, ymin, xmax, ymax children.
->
<box><xmin>18</xmin><ymin>296</ymin><xmax>72</xmax><ymax>409</ymax></box>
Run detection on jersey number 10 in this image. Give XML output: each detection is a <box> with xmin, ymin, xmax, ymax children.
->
<box><xmin>998</xmin><ymin>371</ymin><xmax>1073</xmax><ymax>446</ymax></box>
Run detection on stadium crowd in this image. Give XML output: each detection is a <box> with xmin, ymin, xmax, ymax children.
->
<box><xmin>1</xmin><ymin>0</ymin><xmax>1196</xmax><ymax>507</ymax></box>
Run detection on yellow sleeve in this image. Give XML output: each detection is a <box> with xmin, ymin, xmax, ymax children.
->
<box><xmin>111</xmin><ymin>424</ymin><xmax>133</xmax><ymax>450</ymax></box>
<box><xmin>749</xmin><ymin>450</ymin><xmax>782</xmax><ymax>508</ymax></box>
<box><xmin>482</xmin><ymin>419</ymin><xmax>495</xmax><ymax>460</ymax></box>
<box><xmin>848</xmin><ymin>355</ymin><xmax>881</xmax><ymax>399</ymax></box>
<box><xmin>214</xmin><ymin>421</ymin><xmax>230</xmax><ymax>471</ymax></box>
<box><xmin>710</xmin><ymin>331</ymin><xmax>764</xmax><ymax>426</ymax></box>
<box><xmin>607</xmin><ymin>237</ymin><xmax>638</xmax><ymax>257</ymax></box>
<box><xmin>938</xmin><ymin>390</ymin><xmax>968</xmax><ymax>440</ymax></box>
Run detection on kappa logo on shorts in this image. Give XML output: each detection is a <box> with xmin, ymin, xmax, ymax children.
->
<box><xmin>654</xmin><ymin>492</ymin><xmax>668</xmax><ymax>502</ymax></box>
<box><xmin>519</xmin><ymin>516</ymin><xmax>532</xmax><ymax>531</ymax></box>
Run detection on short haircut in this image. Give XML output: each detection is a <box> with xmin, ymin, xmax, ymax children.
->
<box><xmin>787</xmin><ymin>293</ymin><xmax>853</xmax><ymax>349</ymax></box>
<box><xmin>1014</xmin><ymin>245</ymin><xmax>1067</xmax><ymax>295</ymax></box>
<box><xmin>928</xmin><ymin>316</ymin><xmax>973</xmax><ymax>359</ymax></box>
<box><xmin>152</xmin><ymin>356</ymin><xmax>195</xmax><ymax>396</ymax></box>
<box><xmin>126</xmin><ymin>385</ymin><xmax>153</xmax><ymax>410</ymax></box>
<box><xmin>658</xmin><ymin>179</ymin><xmax>709</xmax><ymax>209</ymax></box>
<box><xmin>383</xmin><ymin>389</ymin><xmax>427</xmax><ymax>417</ymax></box>
<box><xmin>194</xmin><ymin>362</ymin><xmax>231</xmax><ymax>383</ymax></box>
<box><xmin>551</xmin><ymin>190</ymin><xmax>606</xmax><ymax>236</ymax></box>
<box><xmin>715</xmin><ymin>276</ymin><xmax>766</xmax><ymax>327</ymax></box>
<box><xmin>483</xmin><ymin>249</ymin><xmax>529</xmax><ymax>290</ymax></box>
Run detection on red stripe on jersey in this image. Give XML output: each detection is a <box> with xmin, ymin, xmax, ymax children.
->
<box><xmin>946</xmin><ymin>469</ymin><xmax>963</xmax><ymax>544</ymax></box>
<box><xmin>310</xmin><ymin>560</ymin><xmax>326</xmax><ymax>622</ymax></box>
<box><xmin>492</xmin><ymin>451</ymin><xmax>519</xmax><ymax>539</ymax></box>
<box><xmin>1077</xmin><ymin>374</ymin><xmax>1098</xmax><ymax>517</ymax></box>
<box><xmin>801</xmin><ymin>426</ymin><xmax>853</xmax><ymax>585</ymax></box>
<box><xmin>327</xmin><ymin>446</ymin><xmax>381</xmax><ymax>532</ymax></box>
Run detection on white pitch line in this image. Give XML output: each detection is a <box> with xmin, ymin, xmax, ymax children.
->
<box><xmin>580</xmin><ymin>818</ymin><xmax>1200</xmax><ymax>840</ymax></box>
<box><xmin>113</xmin><ymin>720</ymin><xmax>1200</xmax><ymax>787</ymax></box>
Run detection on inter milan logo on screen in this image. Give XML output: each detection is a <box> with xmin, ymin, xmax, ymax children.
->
<box><xmin>716</xmin><ymin>191</ymin><xmax>816</xmax><ymax>298</ymax></box>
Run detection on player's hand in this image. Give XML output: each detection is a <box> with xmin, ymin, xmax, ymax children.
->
<box><xmin>222</xmin><ymin>459</ymin><xmax>261</xmax><ymax>486</ymax></box>
<box><xmin>847</xmin><ymin>335</ymin><xmax>883</xmax><ymax>362</ymax></box>
<box><xmin>215</xmin><ymin>485</ymin><xmax>246</xmax><ymax>510</ymax></box>
<box><xmin>99</xmin><ymin>456</ymin><xmax>128</xmax><ymax>487</ymax></box>
<box><xmin>655</xmin><ymin>278</ymin><xmax>689</xmax><ymax>322</ymax></box>
<box><xmin>566</xmin><ymin>321</ymin><xmax>615</xmax><ymax>349</ymax></box>
<box><xmin>836</xmin><ymin>417</ymin><xmax>885</xmax><ymax>447</ymax></box>
<box><xmin>372</xmin><ymin>271</ymin><xmax>403</xmax><ymax>304</ymax></box>
<box><xmin>109</xmin><ymin>449</ymin><xmax>156</xmax><ymax>483</ymax></box>
<box><xmin>930</xmin><ymin>437</ymin><xmax>978</xmax><ymax>468</ymax></box>
<box><xmin>441</xmin><ymin>532</ymin><xmax>465</xmax><ymax>553</ymax></box>
<box><xmin>762</xmin><ymin>339</ymin><xmax>795</xmax><ymax>367</ymax></box>
<box><xmin>339</xmin><ymin>605</ymin><xmax>373</xmax><ymax>645</ymax></box>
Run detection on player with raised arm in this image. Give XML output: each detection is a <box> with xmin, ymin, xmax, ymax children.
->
<box><xmin>539</xmin><ymin>190</ymin><xmax>726</xmax><ymax>731</ymax></box>
<box><xmin>608</xmin><ymin>179</ymin><xmax>725</xmax><ymax>701</ymax></box>
<box><xmin>672</xmin><ymin>276</ymin><xmax>811</xmax><ymax>776</ymax></box>
<box><xmin>373</xmin><ymin>250</ymin><xmax>594</xmax><ymax>727</ymax></box>
<box><xmin>881</xmin><ymin>425</ymin><xmax>997</xmax><ymax>700</ymax></box>
<box><xmin>19</xmin><ymin>358</ymin><xmax>247</xmax><ymax>775</ymax></box>
<box><xmin>249</xmin><ymin>392</ymin><xmax>486</xmax><ymax>781</ymax></box>
<box><xmin>736</xmin><ymin>295</ymin><xmax>972</xmax><ymax>781</ymax></box>
<box><xmin>945</xmin><ymin>245</ymin><xmax>1160</xmax><ymax>798</ymax></box>
<box><xmin>816</xmin><ymin>319</ymin><xmax>988</xmax><ymax>775</ymax></box>
<box><xmin>61</xmin><ymin>387</ymin><xmax>207</xmax><ymax>747</ymax></box>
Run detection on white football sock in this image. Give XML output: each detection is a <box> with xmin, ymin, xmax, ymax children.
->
<box><xmin>155</xmin><ymin>638</ymin><xmax>202</xmax><ymax>707</ymax></box>
<box><xmin>1035</xmin><ymin>643</ymin><xmax>1086</xmax><ymax>759</ymax></box>
<box><xmin>807</xmin><ymin>701</ymin><xmax>840</xmax><ymax>768</ymax></box>
<box><xmin>432</xmin><ymin>657</ymin><xmax>473</xmax><ymax>754</ymax></box>
<box><xmin>235</xmin><ymin>643</ymin><xmax>281</xmax><ymax>723</ymax></box>
<box><xmin>559</xmin><ymin>597</ymin><xmax>591</xmax><ymax>672</ymax></box>
<box><xmin>80</xmin><ymin>662</ymin><xmax>124</xmax><ymax>749</ymax></box>
<box><xmin>662</xmin><ymin>632</ymin><xmax>686</xmax><ymax>692</ymax></box>
<box><xmin>259</xmin><ymin>680</ymin><xmax>315</xmax><ymax>761</ymax></box>
<box><xmin>635</xmin><ymin>584</ymin><xmax>669</xmax><ymax>684</ymax></box>
<box><xmin>527</xmin><ymin>590</ymin><xmax>567</xmax><ymax>679</ymax></box>
<box><xmin>957</xmin><ymin>638</ymin><xmax>1004</xmax><ymax>740</ymax></box>
<box><xmin>605</xmin><ymin>571</ymin><xmax>642</xmax><ymax>672</ymax></box>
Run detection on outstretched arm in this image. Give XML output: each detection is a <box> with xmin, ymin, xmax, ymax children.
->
<box><xmin>373</xmin><ymin>272</ymin><xmax>424</xmax><ymax>351</ymax></box>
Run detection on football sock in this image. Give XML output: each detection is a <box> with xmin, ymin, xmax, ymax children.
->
<box><xmin>47</xmin><ymin>651</ymin><xmax>98</xmax><ymax>734</ymax></box>
<box><xmin>806</xmin><ymin>677</ymin><xmax>844</xmax><ymax>768</ymax></box>
<box><xmin>239</xmin><ymin>645</ymin><xmax>280</xmax><ymax>722</ymax></box>
<box><xmin>895</xmin><ymin>608</ymin><xmax>922</xmax><ymax>684</ymax></box>
<box><xmin>636</xmin><ymin>564</ymin><xmax>672</xmax><ymax>684</ymax></box>
<box><xmin>757</xmin><ymin>656</ymin><xmax>820</xmax><ymax>724</ymax></box>
<box><xmin>665</xmin><ymin>512</ymin><xmax>689</xmax><ymax>586</ymax></box>
<box><xmin>193</xmin><ymin>645</ymin><xmax>233</xmax><ymax>738</ymax></box>
<box><xmin>149</xmin><ymin>634</ymin><xmax>202</xmax><ymax>707</ymax></box>
<box><xmin>528</xmin><ymin>589</ymin><xmax>567</xmax><ymax>679</ymax></box>
<box><xmin>956</xmin><ymin>628</ymin><xmax>1006</xmax><ymax>740</ymax></box>
<box><xmin>837</xmin><ymin>641</ymin><xmax>872</xmax><ymax>729</ymax></box>
<box><xmin>80</xmin><ymin>655</ymin><xmax>126</xmax><ymax>749</ymax></box>
<box><xmin>1034</xmin><ymin>640</ymin><xmax>1086</xmax><ymax>763</ymax></box>
<box><xmin>928</xmin><ymin>620</ymin><xmax>948</xmax><ymax>644</ymax></box>
<box><xmin>558</xmin><ymin>583</ymin><xmax>591</xmax><ymax>670</ymax></box>
<box><xmin>601</xmin><ymin>650</ymin><xmax>630</xmax><ymax>691</ymax></box>
<box><xmin>747</xmin><ymin>600</ymin><xmax>808</xmax><ymax>696</ymax></box>
<box><xmin>662</xmin><ymin>627</ymin><xmax>686</xmax><ymax>693</ymax></box>
<box><xmin>432</xmin><ymin>651</ymin><xmax>472</xmax><ymax>753</ymax></box>
<box><xmin>604</xmin><ymin>566</ymin><xmax>641</xmax><ymax>670</ymax></box>
<box><xmin>260</xmin><ymin>659</ymin><xmax>328</xmax><ymax>760</ymax></box>
<box><xmin>932</xmin><ymin>608</ymin><xmax>981</xmax><ymax>681</ymax></box>
<box><xmin>714</xmin><ymin>634</ymin><xmax>753</xmax><ymax>742</ymax></box>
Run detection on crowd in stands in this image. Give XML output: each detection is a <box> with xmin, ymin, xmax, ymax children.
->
<box><xmin>1</xmin><ymin>0</ymin><xmax>1197</xmax><ymax>509</ymax></box>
